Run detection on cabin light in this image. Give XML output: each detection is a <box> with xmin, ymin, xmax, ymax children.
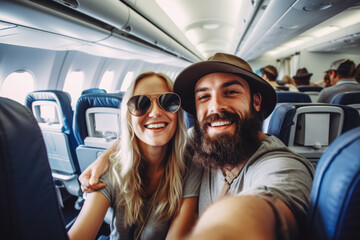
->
<box><xmin>312</xmin><ymin>25</ymin><xmax>340</xmax><ymax>37</ymax></box>
<box><xmin>203</xmin><ymin>23</ymin><xmax>220</xmax><ymax>30</ymax></box>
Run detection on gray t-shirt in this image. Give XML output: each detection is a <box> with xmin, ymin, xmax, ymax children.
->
<box><xmin>99</xmin><ymin>158</ymin><xmax>201</xmax><ymax>240</ymax></box>
<box><xmin>317</xmin><ymin>79</ymin><xmax>360</xmax><ymax>103</ymax></box>
<box><xmin>198</xmin><ymin>135</ymin><xmax>314</xmax><ymax>229</ymax></box>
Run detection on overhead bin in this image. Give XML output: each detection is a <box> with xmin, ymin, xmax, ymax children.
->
<box><xmin>237</xmin><ymin>0</ymin><xmax>360</xmax><ymax>60</ymax></box>
<box><xmin>53</xmin><ymin>0</ymin><xmax>201</xmax><ymax>62</ymax></box>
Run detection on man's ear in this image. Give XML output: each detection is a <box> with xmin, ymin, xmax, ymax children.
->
<box><xmin>253</xmin><ymin>93</ymin><xmax>262</xmax><ymax>112</ymax></box>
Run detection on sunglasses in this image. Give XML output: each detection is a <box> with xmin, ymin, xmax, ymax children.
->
<box><xmin>127</xmin><ymin>92</ymin><xmax>181</xmax><ymax>116</ymax></box>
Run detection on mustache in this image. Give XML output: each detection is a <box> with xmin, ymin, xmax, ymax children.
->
<box><xmin>202</xmin><ymin>111</ymin><xmax>239</xmax><ymax>125</ymax></box>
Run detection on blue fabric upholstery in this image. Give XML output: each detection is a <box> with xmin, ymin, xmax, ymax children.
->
<box><xmin>306</xmin><ymin>126</ymin><xmax>360</xmax><ymax>240</ymax></box>
<box><xmin>0</xmin><ymin>97</ymin><xmax>68</xmax><ymax>240</ymax></box>
<box><xmin>297</xmin><ymin>86</ymin><xmax>323</xmax><ymax>92</ymax></box>
<box><xmin>81</xmin><ymin>88</ymin><xmax>107</xmax><ymax>95</ymax></box>
<box><xmin>184</xmin><ymin>111</ymin><xmax>195</xmax><ymax>129</ymax></box>
<box><xmin>25</xmin><ymin>90</ymin><xmax>79</xmax><ymax>157</ymax></box>
<box><xmin>267</xmin><ymin>103</ymin><xmax>360</xmax><ymax>146</ymax></box>
<box><xmin>276</xmin><ymin>92</ymin><xmax>312</xmax><ymax>103</ymax></box>
<box><xmin>73</xmin><ymin>93</ymin><xmax>124</xmax><ymax>145</ymax></box>
<box><xmin>330</xmin><ymin>91</ymin><xmax>360</xmax><ymax>105</ymax></box>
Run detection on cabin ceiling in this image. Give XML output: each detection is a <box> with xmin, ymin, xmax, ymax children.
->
<box><xmin>0</xmin><ymin>0</ymin><xmax>360</xmax><ymax>63</ymax></box>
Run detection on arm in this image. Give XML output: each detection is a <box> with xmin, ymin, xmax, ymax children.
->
<box><xmin>187</xmin><ymin>195</ymin><xmax>298</xmax><ymax>240</ymax></box>
<box><xmin>79</xmin><ymin>138</ymin><xmax>120</xmax><ymax>192</ymax></box>
<box><xmin>166</xmin><ymin>197</ymin><xmax>198</xmax><ymax>240</ymax></box>
<box><xmin>68</xmin><ymin>191</ymin><xmax>110</xmax><ymax>240</ymax></box>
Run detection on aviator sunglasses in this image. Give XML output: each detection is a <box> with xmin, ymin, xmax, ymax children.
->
<box><xmin>127</xmin><ymin>92</ymin><xmax>181</xmax><ymax>116</ymax></box>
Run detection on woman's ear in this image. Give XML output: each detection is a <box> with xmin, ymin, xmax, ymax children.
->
<box><xmin>253</xmin><ymin>93</ymin><xmax>262</xmax><ymax>112</ymax></box>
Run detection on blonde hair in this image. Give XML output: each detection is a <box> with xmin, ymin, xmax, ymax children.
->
<box><xmin>110</xmin><ymin>71</ymin><xmax>188</xmax><ymax>226</ymax></box>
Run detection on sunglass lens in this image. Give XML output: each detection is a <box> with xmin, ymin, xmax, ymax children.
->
<box><xmin>158</xmin><ymin>93</ymin><xmax>180</xmax><ymax>113</ymax></box>
<box><xmin>127</xmin><ymin>95</ymin><xmax>151</xmax><ymax>116</ymax></box>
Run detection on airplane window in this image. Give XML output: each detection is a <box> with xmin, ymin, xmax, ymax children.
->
<box><xmin>63</xmin><ymin>71</ymin><xmax>84</xmax><ymax>109</ymax></box>
<box><xmin>99</xmin><ymin>70</ymin><xmax>114</xmax><ymax>93</ymax></box>
<box><xmin>0</xmin><ymin>71</ymin><xmax>35</xmax><ymax>104</ymax></box>
<box><xmin>120</xmin><ymin>71</ymin><xmax>134</xmax><ymax>92</ymax></box>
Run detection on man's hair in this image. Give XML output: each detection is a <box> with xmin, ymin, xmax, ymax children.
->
<box><xmin>330</xmin><ymin>59</ymin><xmax>356</xmax><ymax>79</ymax></box>
<box><xmin>260</xmin><ymin>65</ymin><xmax>278</xmax><ymax>81</ymax></box>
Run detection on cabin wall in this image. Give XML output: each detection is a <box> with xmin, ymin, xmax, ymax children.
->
<box><xmin>299</xmin><ymin>50</ymin><xmax>360</xmax><ymax>85</ymax></box>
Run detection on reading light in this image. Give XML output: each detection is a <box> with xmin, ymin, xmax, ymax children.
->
<box><xmin>203</xmin><ymin>23</ymin><xmax>220</xmax><ymax>30</ymax></box>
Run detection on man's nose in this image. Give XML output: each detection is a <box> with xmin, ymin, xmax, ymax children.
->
<box><xmin>209</xmin><ymin>94</ymin><xmax>227</xmax><ymax>113</ymax></box>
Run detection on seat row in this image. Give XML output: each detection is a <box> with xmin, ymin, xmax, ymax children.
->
<box><xmin>24</xmin><ymin>89</ymin><xmax>124</xmax><ymax>207</ymax></box>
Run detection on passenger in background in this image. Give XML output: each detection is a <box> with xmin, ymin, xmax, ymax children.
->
<box><xmin>318</xmin><ymin>59</ymin><xmax>360</xmax><ymax>103</ymax></box>
<box><xmin>68</xmin><ymin>72</ymin><xmax>199</xmax><ymax>240</ymax></box>
<box><xmin>80</xmin><ymin>53</ymin><xmax>314</xmax><ymax>240</ymax></box>
<box><xmin>260</xmin><ymin>65</ymin><xmax>282</xmax><ymax>90</ymax></box>
<box><xmin>282</xmin><ymin>75</ymin><xmax>299</xmax><ymax>92</ymax></box>
<box><xmin>292</xmin><ymin>68</ymin><xmax>314</xmax><ymax>86</ymax></box>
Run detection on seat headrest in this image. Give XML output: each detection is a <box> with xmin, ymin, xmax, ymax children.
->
<box><xmin>81</xmin><ymin>88</ymin><xmax>107</xmax><ymax>95</ymax></box>
<box><xmin>330</xmin><ymin>91</ymin><xmax>360</xmax><ymax>105</ymax></box>
<box><xmin>73</xmin><ymin>93</ymin><xmax>124</xmax><ymax>144</ymax></box>
<box><xmin>276</xmin><ymin>92</ymin><xmax>312</xmax><ymax>103</ymax></box>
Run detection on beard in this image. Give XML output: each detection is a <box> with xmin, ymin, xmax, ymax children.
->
<box><xmin>191</xmin><ymin>107</ymin><xmax>263</xmax><ymax>170</ymax></box>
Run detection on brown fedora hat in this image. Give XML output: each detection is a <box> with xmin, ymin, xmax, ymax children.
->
<box><xmin>173</xmin><ymin>52</ymin><xmax>277</xmax><ymax>118</ymax></box>
<box><xmin>293</xmin><ymin>68</ymin><xmax>313</xmax><ymax>79</ymax></box>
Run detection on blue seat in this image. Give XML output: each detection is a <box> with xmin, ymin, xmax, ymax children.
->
<box><xmin>265</xmin><ymin>103</ymin><xmax>360</xmax><ymax>167</ymax></box>
<box><xmin>0</xmin><ymin>97</ymin><xmax>68</xmax><ymax>240</ymax></box>
<box><xmin>25</xmin><ymin>90</ymin><xmax>81</xmax><ymax>200</ymax></box>
<box><xmin>297</xmin><ymin>86</ymin><xmax>323</xmax><ymax>92</ymax></box>
<box><xmin>330</xmin><ymin>91</ymin><xmax>360</xmax><ymax>112</ymax></box>
<box><xmin>73</xmin><ymin>93</ymin><xmax>123</xmax><ymax>172</ymax></box>
<box><xmin>276</xmin><ymin>91</ymin><xmax>312</xmax><ymax>103</ymax></box>
<box><xmin>81</xmin><ymin>88</ymin><xmax>107</xmax><ymax>95</ymax></box>
<box><xmin>306</xmin><ymin>126</ymin><xmax>360</xmax><ymax>240</ymax></box>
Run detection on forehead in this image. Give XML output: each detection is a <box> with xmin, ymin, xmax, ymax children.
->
<box><xmin>195</xmin><ymin>72</ymin><xmax>250</xmax><ymax>91</ymax></box>
<box><xmin>133</xmin><ymin>75</ymin><xmax>171</xmax><ymax>96</ymax></box>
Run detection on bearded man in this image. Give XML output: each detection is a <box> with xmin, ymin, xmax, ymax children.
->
<box><xmin>79</xmin><ymin>53</ymin><xmax>314</xmax><ymax>240</ymax></box>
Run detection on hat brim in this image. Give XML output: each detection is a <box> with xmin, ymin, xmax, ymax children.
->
<box><xmin>174</xmin><ymin>61</ymin><xmax>277</xmax><ymax>118</ymax></box>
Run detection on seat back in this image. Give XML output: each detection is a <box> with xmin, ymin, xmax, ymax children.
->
<box><xmin>297</xmin><ymin>86</ymin><xmax>323</xmax><ymax>103</ymax></box>
<box><xmin>330</xmin><ymin>91</ymin><xmax>360</xmax><ymax>113</ymax></box>
<box><xmin>306</xmin><ymin>126</ymin><xmax>360</xmax><ymax>240</ymax></box>
<box><xmin>25</xmin><ymin>90</ymin><xmax>81</xmax><ymax>196</ymax></box>
<box><xmin>81</xmin><ymin>88</ymin><xmax>107</xmax><ymax>95</ymax></box>
<box><xmin>276</xmin><ymin>91</ymin><xmax>312</xmax><ymax>103</ymax></box>
<box><xmin>73</xmin><ymin>93</ymin><xmax>123</xmax><ymax>172</ymax></box>
<box><xmin>0</xmin><ymin>97</ymin><xmax>68</xmax><ymax>240</ymax></box>
<box><xmin>265</xmin><ymin>103</ymin><xmax>360</xmax><ymax>167</ymax></box>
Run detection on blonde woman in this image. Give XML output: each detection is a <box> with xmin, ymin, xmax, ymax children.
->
<box><xmin>68</xmin><ymin>72</ymin><xmax>200</xmax><ymax>240</ymax></box>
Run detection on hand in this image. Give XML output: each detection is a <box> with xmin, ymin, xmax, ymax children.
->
<box><xmin>79</xmin><ymin>157</ymin><xmax>109</xmax><ymax>193</ymax></box>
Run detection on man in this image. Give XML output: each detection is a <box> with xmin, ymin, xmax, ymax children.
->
<box><xmin>80</xmin><ymin>53</ymin><xmax>314</xmax><ymax>240</ymax></box>
<box><xmin>318</xmin><ymin>59</ymin><xmax>360</xmax><ymax>103</ymax></box>
<box><xmin>292</xmin><ymin>68</ymin><xmax>313</xmax><ymax>86</ymax></box>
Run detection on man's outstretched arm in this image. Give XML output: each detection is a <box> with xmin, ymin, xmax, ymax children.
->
<box><xmin>186</xmin><ymin>195</ymin><xmax>298</xmax><ymax>240</ymax></box>
<box><xmin>79</xmin><ymin>138</ymin><xmax>120</xmax><ymax>192</ymax></box>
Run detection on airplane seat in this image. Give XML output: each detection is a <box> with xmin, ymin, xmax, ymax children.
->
<box><xmin>330</xmin><ymin>91</ymin><xmax>360</xmax><ymax>113</ymax></box>
<box><xmin>276</xmin><ymin>91</ymin><xmax>312</xmax><ymax>103</ymax></box>
<box><xmin>81</xmin><ymin>88</ymin><xmax>107</xmax><ymax>95</ymax></box>
<box><xmin>25</xmin><ymin>90</ymin><xmax>82</xmax><ymax>203</ymax></box>
<box><xmin>305</xmin><ymin>126</ymin><xmax>360</xmax><ymax>240</ymax></box>
<box><xmin>0</xmin><ymin>97</ymin><xmax>68</xmax><ymax>240</ymax></box>
<box><xmin>297</xmin><ymin>86</ymin><xmax>323</xmax><ymax>103</ymax></box>
<box><xmin>184</xmin><ymin>111</ymin><xmax>195</xmax><ymax>129</ymax></box>
<box><xmin>73</xmin><ymin>92</ymin><xmax>123</xmax><ymax>173</ymax></box>
<box><xmin>262</xmin><ymin>92</ymin><xmax>312</xmax><ymax>133</ymax></box>
<box><xmin>265</xmin><ymin>103</ymin><xmax>360</xmax><ymax>167</ymax></box>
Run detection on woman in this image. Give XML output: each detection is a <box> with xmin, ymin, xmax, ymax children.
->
<box><xmin>68</xmin><ymin>72</ymin><xmax>199</xmax><ymax>240</ymax></box>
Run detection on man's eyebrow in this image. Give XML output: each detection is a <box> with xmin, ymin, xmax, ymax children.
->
<box><xmin>222</xmin><ymin>80</ymin><xmax>245</xmax><ymax>88</ymax></box>
<box><xmin>194</xmin><ymin>87</ymin><xmax>209</xmax><ymax>94</ymax></box>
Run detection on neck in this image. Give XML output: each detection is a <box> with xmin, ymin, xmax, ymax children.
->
<box><xmin>138</xmin><ymin>140</ymin><xmax>168</xmax><ymax>173</ymax></box>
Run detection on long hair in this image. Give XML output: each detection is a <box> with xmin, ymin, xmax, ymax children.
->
<box><xmin>109</xmin><ymin>71</ymin><xmax>188</xmax><ymax>226</ymax></box>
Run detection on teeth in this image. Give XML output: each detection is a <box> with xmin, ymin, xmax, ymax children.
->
<box><xmin>210</xmin><ymin>121</ymin><xmax>231</xmax><ymax>127</ymax></box>
<box><xmin>146</xmin><ymin>123</ymin><xmax>166</xmax><ymax>129</ymax></box>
